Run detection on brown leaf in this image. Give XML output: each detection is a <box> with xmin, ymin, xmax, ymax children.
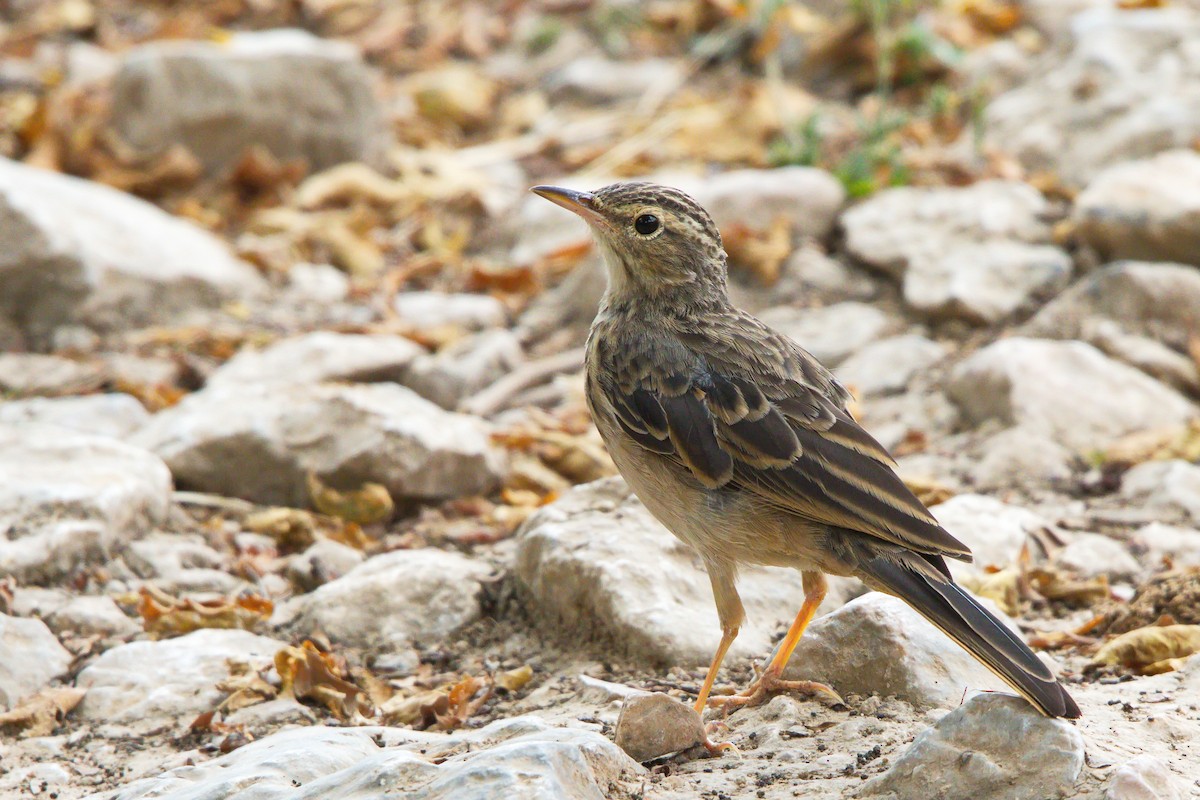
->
<box><xmin>0</xmin><ymin>687</ymin><xmax>86</xmax><ymax>738</ymax></box>
<box><xmin>495</xmin><ymin>664</ymin><xmax>533</xmax><ymax>693</ymax></box>
<box><xmin>138</xmin><ymin>587</ymin><xmax>273</xmax><ymax>638</ymax></box>
<box><xmin>244</xmin><ymin>507</ymin><xmax>318</xmax><ymax>552</ymax></box>
<box><xmin>722</xmin><ymin>217</ymin><xmax>792</xmax><ymax>286</ymax></box>
<box><xmin>216</xmin><ymin>660</ymin><xmax>279</xmax><ymax>713</ymax></box>
<box><xmin>307</xmin><ymin>473</ymin><xmax>395</xmax><ymax>525</ymax></box>
<box><xmin>379</xmin><ymin>674</ymin><xmax>493</xmax><ymax>731</ymax></box>
<box><xmin>1091</xmin><ymin>625</ymin><xmax>1200</xmax><ymax>674</ymax></box>
<box><xmin>1028</xmin><ymin>568</ymin><xmax>1110</xmax><ymax>606</ymax></box>
<box><xmin>275</xmin><ymin>641</ymin><xmax>371</xmax><ymax>720</ymax></box>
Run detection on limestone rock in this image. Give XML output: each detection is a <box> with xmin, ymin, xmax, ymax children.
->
<box><xmin>1120</xmin><ymin>460</ymin><xmax>1200</xmax><ymax>522</ymax></box>
<box><xmin>1132</xmin><ymin>523</ymin><xmax>1200</xmax><ymax>570</ymax></box>
<box><xmin>0</xmin><ymin>353</ymin><xmax>102</xmax><ymax>396</ymax></box>
<box><xmin>1106</xmin><ymin>755</ymin><xmax>1185</xmax><ymax>800</ymax></box>
<box><xmin>0</xmin><ymin>158</ymin><xmax>265</xmax><ymax>344</ymax></box>
<box><xmin>0</xmin><ymin>614</ymin><xmax>72</xmax><ymax>709</ymax></box>
<box><xmin>132</xmin><ymin>382</ymin><xmax>505</xmax><ymax>507</ymax></box>
<box><xmin>692</xmin><ymin>167</ymin><xmax>845</xmax><ymax>242</ymax></box>
<box><xmin>835</xmin><ymin>335</ymin><xmax>947</xmax><ymax>396</ymax></box>
<box><xmin>614</xmin><ymin>693</ymin><xmax>705</xmax><ymax>762</ymax></box>
<box><xmin>547</xmin><ymin>57</ymin><xmax>685</xmax><ymax>104</ymax></box>
<box><xmin>969</xmin><ymin>426</ymin><xmax>1073</xmax><ymax>491</ymax></box>
<box><xmin>44</xmin><ymin>596</ymin><xmax>140</xmax><ymax>638</ymax></box>
<box><xmin>930</xmin><ymin>494</ymin><xmax>1043</xmax><ymax>581</ymax></box>
<box><xmin>0</xmin><ymin>393</ymin><xmax>148</xmax><ymax>439</ymax></box>
<box><xmin>393</xmin><ymin>291</ymin><xmax>508</xmax><ymax>332</ymax></box>
<box><xmin>1054</xmin><ymin>532</ymin><xmax>1140</xmax><ymax>581</ymax></box>
<box><xmin>287</xmin><ymin>539</ymin><xmax>365</xmax><ymax>592</ymax></box>
<box><xmin>759</xmin><ymin>302</ymin><xmax>893</xmax><ymax>366</ymax></box>
<box><xmin>403</xmin><ymin>329</ymin><xmax>523</xmax><ymax>410</ymax></box>
<box><xmin>111</xmin><ymin>30</ymin><xmax>385</xmax><ymax>172</ymax></box>
<box><xmin>205</xmin><ymin>332</ymin><xmax>424</xmax><ymax>390</ymax></box>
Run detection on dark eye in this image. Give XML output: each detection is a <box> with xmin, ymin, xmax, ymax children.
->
<box><xmin>634</xmin><ymin>214</ymin><xmax>660</xmax><ymax>235</ymax></box>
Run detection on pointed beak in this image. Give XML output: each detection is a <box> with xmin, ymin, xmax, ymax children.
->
<box><xmin>530</xmin><ymin>185</ymin><xmax>602</xmax><ymax>224</ymax></box>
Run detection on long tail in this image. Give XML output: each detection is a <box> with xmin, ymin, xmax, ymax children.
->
<box><xmin>851</xmin><ymin>546</ymin><xmax>1081</xmax><ymax>718</ymax></box>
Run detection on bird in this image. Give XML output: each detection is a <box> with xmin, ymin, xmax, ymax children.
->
<box><xmin>530</xmin><ymin>181</ymin><xmax>1081</xmax><ymax>741</ymax></box>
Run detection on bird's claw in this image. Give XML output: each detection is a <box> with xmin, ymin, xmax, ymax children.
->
<box><xmin>707</xmin><ymin>671</ymin><xmax>843</xmax><ymax>709</ymax></box>
<box><xmin>702</xmin><ymin>722</ymin><xmax>740</xmax><ymax>758</ymax></box>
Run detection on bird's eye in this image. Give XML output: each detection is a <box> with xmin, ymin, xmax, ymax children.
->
<box><xmin>634</xmin><ymin>214</ymin><xmax>660</xmax><ymax>235</ymax></box>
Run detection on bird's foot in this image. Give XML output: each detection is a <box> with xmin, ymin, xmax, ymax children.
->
<box><xmin>707</xmin><ymin>670</ymin><xmax>843</xmax><ymax>710</ymax></box>
<box><xmin>702</xmin><ymin>722</ymin><xmax>740</xmax><ymax>758</ymax></box>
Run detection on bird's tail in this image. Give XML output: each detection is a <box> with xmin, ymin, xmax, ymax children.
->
<box><xmin>851</xmin><ymin>546</ymin><xmax>1081</xmax><ymax>719</ymax></box>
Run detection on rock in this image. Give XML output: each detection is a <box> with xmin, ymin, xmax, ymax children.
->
<box><xmin>783</xmin><ymin>593</ymin><xmax>1008</xmax><ymax>709</ymax></box>
<box><xmin>983</xmin><ymin>8</ymin><xmax>1200</xmax><ymax>186</ymax></box>
<box><xmin>947</xmin><ymin>338</ymin><xmax>1195</xmax><ymax>451</ymax></box>
<box><xmin>969</xmin><ymin>426</ymin><xmax>1073</xmax><ymax>491</ymax></box>
<box><xmin>0</xmin><ymin>424</ymin><xmax>172</xmax><ymax>583</ymax></box>
<box><xmin>132</xmin><ymin>382</ymin><xmax>505</xmax><ymax>507</ymax></box>
<box><xmin>1079</xmin><ymin>320</ymin><xmax>1200</xmax><ymax>395</ymax></box>
<box><xmin>929</xmin><ymin>494</ymin><xmax>1042</xmax><ymax>581</ymax></box>
<box><xmin>614</xmin><ymin>693</ymin><xmax>705</xmax><ymax>762</ymax></box>
<box><xmin>902</xmin><ymin>240</ymin><xmax>1072</xmax><ymax>323</ymax></box>
<box><xmin>286</xmin><ymin>539</ymin><xmax>365</xmax><ymax>592</ymax></box>
<box><xmin>862</xmin><ymin>693</ymin><xmax>1084</xmax><ymax>799</ymax></box>
<box><xmin>1106</xmin><ymin>755</ymin><xmax>1184</xmax><ymax>800</ymax></box>
<box><xmin>759</xmin><ymin>302</ymin><xmax>893</xmax><ymax>366</ymax></box>
<box><xmin>0</xmin><ymin>158</ymin><xmax>265</xmax><ymax>344</ymax></box>
<box><xmin>547</xmin><ymin>57</ymin><xmax>685</xmax><ymax>104</ymax></box>
<box><xmin>285</xmin><ymin>262</ymin><xmax>351</xmax><ymax>304</ymax></box>
<box><xmin>693</xmin><ymin>167</ymin><xmax>845</xmax><ymax>242</ymax></box>
<box><xmin>44</xmin><ymin>595</ymin><xmax>139</xmax><ymax>638</ymax></box>
<box><xmin>222</xmin><ymin>697</ymin><xmax>318</xmax><ymax>731</ymax></box>
<box><xmin>96</xmin><ymin>717</ymin><xmax>642</xmax><ymax>800</ymax></box>
<box><xmin>393</xmin><ymin>291</ymin><xmax>508</xmax><ymax>332</ymax></box>
<box><xmin>0</xmin><ymin>614</ymin><xmax>72</xmax><ymax>709</ymax></box>
<box><xmin>111</xmin><ymin>29</ymin><xmax>384</xmax><ymax>172</ymax></box>
<box><xmin>515</xmin><ymin>478</ymin><xmax>857</xmax><ymax>667</ymax></box>
<box><xmin>1132</xmin><ymin>523</ymin><xmax>1200</xmax><ymax>570</ymax></box>
<box><xmin>124</xmin><ymin>531</ymin><xmax>227</xmax><ymax>584</ymax></box>
<box><xmin>279</xmin><ymin>548</ymin><xmax>492</xmax><ymax>652</ymax></box>
<box><xmin>1054</xmin><ymin>532</ymin><xmax>1140</xmax><ymax>581</ymax></box>
<box><xmin>403</xmin><ymin>329</ymin><xmax>523</xmax><ymax>410</ymax></box>
<box><xmin>834</xmin><ymin>335</ymin><xmax>947</xmax><ymax>396</ymax></box>
<box><xmin>1120</xmin><ymin>460</ymin><xmax>1200</xmax><ymax>522</ymax></box>
<box><xmin>205</xmin><ymin>332</ymin><xmax>424</xmax><ymax>390</ymax></box>
<box><xmin>0</xmin><ymin>393</ymin><xmax>148</xmax><ymax>439</ymax></box>
<box><xmin>75</xmin><ymin>629</ymin><xmax>285</xmax><ymax>723</ymax></box>
<box><xmin>0</xmin><ymin>353</ymin><xmax>102</xmax><ymax>396</ymax></box>
<box><xmin>1074</xmin><ymin>150</ymin><xmax>1200</xmax><ymax>266</ymax></box>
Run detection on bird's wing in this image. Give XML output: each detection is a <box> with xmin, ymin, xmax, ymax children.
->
<box><xmin>594</xmin><ymin>310</ymin><xmax>971</xmax><ymax>562</ymax></box>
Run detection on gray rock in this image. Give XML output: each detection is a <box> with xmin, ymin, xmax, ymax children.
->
<box><xmin>783</xmin><ymin>593</ymin><xmax>1008</xmax><ymax>710</ymax></box>
<box><xmin>76</xmin><ymin>629</ymin><xmax>285</xmax><ymax>723</ymax></box>
<box><xmin>1054</xmin><ymin>532</ymin><xmax>1140</xmax><ymax>580</ymax></box>
<box><xmin>287</xmin><ymin>539</ymin><xmax>365</xmax><ymax>592</ymax></box>
<box><xmin>947</xmin><ymin>338</ymin><xmax>1195</xmax><ymax>451</ymax></box>
<box><xmin>1074</xmin><ymin>150</ymin><xmax>1200</xmax><ymax>266</ymax></box>
<box><xmin>759</xmin><ymin>302</ymin><xmax>893</xmax><ymax>366</ymax></box>
<box><xmin>983</xmin><ymin>8</ymin><xmax>1200</xmax><ymax>187</ymax></box>
<box><xmin>547</xmin><ymin>57</ymin><xmax>684</xmax><ymax>104</ymax></box>
<box><xmin>403</xmin><ymin>329</ymin><xmax>523</xmax><ymax>410</ymax></box>
<box><xmin>862</xmin><ymin>693</ymin><xmax>1084</xmax><ymax>799</ymax></box>
<box><xmin>205</xmin><ymin>332</ymin><xmax>425</xmax><ymax>390</ymax></box>
<box><xmin>1132</xmin><ymin>523</ymin><xmax>1200</xmax><ymax>570</ymax></box>
<box><xmin>969</xmin><ymin>426</ymin><xmax>1074</xmax><ymax>491</ymax></box>
<box><xmin>614</xmin><ymin>693</ymin><xmax>705</xmax><ymax>762</ymax></box>
<box><xmin>693</xmin><ymin>167</ymin><xmax>845</xmax><ymax>242</ymax></box>
<box><xmin>1080</xmin><ymin>319</ymin><xmax>1200</xmax><ymax>395</ymax></box>
<box><xmin>44</xmin><ymin>595</ymin><xmax>139</xmax><ymax>638</ymax></box>
<box><xmin>122</xmin><ymin>531</ymin><xmax>244</xmax><ymax>594</ymax></box>
<box><xmin>1106</xmin><ymin>755</ymin><xmax>1184</xmax><ymax>800</ymax></box>
<box><xmin>393</xmin><ymin>291</ymin><xmax>508</xmax><ymax>331</ymax></box>
<box><xmin>835</xmin><ymin>335</ymin><xmax>947</xmax><ymax>396</ymax></box>
<box><xmin>222</xmin><ymin>697</ymin><xmax>318</xmax><ymax>731</ymax></box>
<box><xmin>1120</xmin><ymin>460</ymin><xmax>1200</xmax><ymax>522</ymax></box>
<box><xmin>0</xmin><ymin>353</ymin><xmax>102</xmax><ymax>396</ymax></box>
<box><xmin>515</xmin><ymin>478</ymin><xmax>857</xmax><ymax>667</ymax></box>
<box><xmin>132</xmin><ymin>382</ymin><xmax>505</xmax><ymax>507</ymax></box>
<box><xmin>0</xmin><ymin>158</ymin><xmax>265</xmax><ymax>344</ymax></box>
<box><xmin>279</xmin><ymin>548</ymin><xmax>492</xmax><ymax>652</ymax></box>
<box><xmin>930</xmin><ymin>494</ymin><xmax>1042</xmax><ymax>581</ymax></box>
<box><xmin>111</xmin><ymin>29</ymin><xmax>384</xmax><ymax>173</ymax></box>
<box><xmin>0</xmin><ymin>424</ymin><xmax>172</xmax><ymax>583</ymax></box>
<box><xmin>0</xmin><ymin>614</ymin><xmax>72</xmax><ymax>709</ymax></box>
<box><xmin>0</xmin><ymin>393</ymin><xmax>148</xmax><ymax>439</ymax></box>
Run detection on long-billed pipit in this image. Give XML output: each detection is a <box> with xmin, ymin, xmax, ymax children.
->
<box><xmin>532</xmin><ymin>181</ymin><xmax>1080</xmax><ymax>737</ymax></box>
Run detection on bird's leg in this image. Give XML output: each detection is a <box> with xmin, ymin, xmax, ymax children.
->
<box><xmin>696</xmin><ymin>561</ymin><xmax>743</xmax><ymax>755</ymax></box>
<box><xmin>709</xmin><ymin>571</ymin><xmax>843</xmax><ymax>709</ymax></box>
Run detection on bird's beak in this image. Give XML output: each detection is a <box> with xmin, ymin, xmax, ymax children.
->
<box><xmin>530</xmin><ymin>185</ymin><xmax>602</xmax><ymax>224</ymax></box>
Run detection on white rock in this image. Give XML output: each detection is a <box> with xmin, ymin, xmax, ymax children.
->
<box><xmin>0</xmin><ymin>353</ymin><xmax>101</xmax><ymax>395</ymax></box>
<box><xmin>693</xmin><ymin>167</ymin><xmax>846</xmax><ymax>241</ymax></box>
<box><xmin>783</xmin><ymin>593</ymin><xmax>1008</xmax><ymax>710</ymax></box>
<box><xmin>947</xmin><ymin>338</ymin><xmax>1195</xmax><ymax>451</ymax></box>
<box><xmin>0</xmin><ymin>614</ymin><xmax>72</xmax><ymax>709</ymax></box>
<box><xmin>111</xmin><ymin>30</ymin><xmax>384</xmax><ymax>172</ymax></box>
<box><xmin>835</xmin><ymin>335</ymin><xmax>947</xmax><ymax>396</ymax></box>
<box><xmin>1120</xmin><ymin>460</ymin><xmax>1200</xmax><ymax>522</ymax></box>
<box><xmin>930</xmin><ymin>494</ymin><xmax>1042</xmax><ymax>581</ymax></box>
<box><xmin>287</xmin><ymin>539</ymin><xmax>365</xmax><ymax>592</ymax></box>
<box><xmin>1132</xmin><ymin>523</ymin><xmax>1200</xmax><ymax>570</ymax></box>
<box><xmin>1054</xmin><ymin>532</ymin><xmax>1140</xmax><ymax>580</ymax></box>
<box><xmin>1106</xmin><ymin>755</ymin><xmax>1185</xmax><ymax>800</ymax></box>
<box><xmin>515</xmin><ymin>478</ymin><xmax>857</xmax><ymax>667</ymax></box>
<box><xmin>0</xmin><ymin>393</ymin><xmax>148</xmax><ymax>439</ymax></box>
<box><xmin>984</xmin><ymin>8</ymin><xmax>1200</xmax><ymax>186</ymax></box>
<box><xmin>759</xmin><ymin>302</ymin><xmax>893</xmax><ymax>366</ymax></box>
<box><xmin>0</xmin><ymin>158</ymin><xmax>265</xmax><ymax>344</ymax></box>
<box><xmin>969</xmin><ymin>426</ymin><xmax>1073</xmax><ymax>491</ymax></box>
<box><xmin>285</xmin><ymin>262</ymin><xmax>351</xmax><ymax>303</ymax></box>
<box><xmin>0</xmin><ymin>424</ymin><xmax>172</xmax><ymax>582</ymax></box>
<box><xmin>76</xmin><ymin>629</ymin><xmax>285</xmax><ymax>723</ymax></box>
<box><xmin>393</xmin><ymin>291</ymin><xmax>508</xmax><ymax>331</ymax></box>
<box><xmin>547</xmin><ymin>56</ymin><xmax>685</xmax><ymax>103</ymax></box>
<box><xmin>205</xmin><ymin>332</ymin><xmax>424</xmax><ymax>390</ymax></box>
<box><xmin>280</xmin><ymin>548</ymin><xmax>492</xmax><ymax>652</ymax></box>
<box><xmin>1074</xmin><ymin>150</ymin><xmax>1200</xmax><ymax>266</ymax></box>
<box><xmin>1079</xmin><ymin>319</ymin><xmax>1200</xmax><ymax>395</ymax></box>
<box><xmin>44</xmin><ymin>595</ymin><xmax>139</xmax><ymax>638</ymax></box>
<box><xmin>403</xmin><ymin>329</ymin><xmax>523</xmax><ymax>410</ymax></box>
<box><xmin>132</xmin><ymin>382</ymin><xmax>505</xmax><ymax>507</ymax></box>
<box><xmin>862</xmin><ymin>693</ymin><xmax>1084</xmax><ymax>799</ymax></box>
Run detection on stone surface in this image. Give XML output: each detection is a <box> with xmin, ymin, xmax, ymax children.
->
<box><xmin>205</xmin><ymin>332</ymin><xmax>425</xmax><ymax>390</ymax></box>
<box><xmin>0</xmin><ymin>424</ymin><xmax>172</xmax><ymax>583</ymax></box>
<box><xmin>1132</xmin><ymin>523</ymin><xmax>1200</xmax><ymax>571</ymax></box>
<box><xmin>0</xmin><ymin>393</ymin><xmax>148</xmax><ymax>439</ymax></box>
<box><xmin>44</xmin><ymin>595</ymin><xmax>140</xmax><ymax>638</ymax></box>
<box><xmin>759</xmin><ymin>302</ymin><xmax>893</xmax><ymax>366</ymax></box>
<box><xmin>0</xmin><ymin>353</ymin><xmax>102</xmax><ymax>396</ymax></box>
<box><xmin>403</xmin><ymin>329</ymin><xmax>523</xmax><ymax>410</ymax></box>
<box><xmin>969</xmin><ymin>426</ymin><xmax>1074</xmax><ymax>491</ymax></box>
<box><xmin>0</xmin><ymin>158</ymin><xmax>265</xmax><ymax>344</ymax></box>
<box><xmin>783</xmin><ymin>593</ymin><xmax>1008</xmax><ymax>710</ymax></box>
<box><xmin>132</xmin><ymin>382</ymin><xmax>505</xmax><ymax>507</ymax></box>
<box><xmin>111</xmin><ymin>29</ymin><xmax>384</xmax><ymax>172</ymax></box>
<box><xmin>1055</xmin><ymin>532</ymin><xmax>1140</xmax><ymax>581</ymax></box>
<box><xmin>515</xmin><ymin>478</ymin><xmax>857</xmax><ymax>667</ymax></box>
<box><xmin>613</xmin><ymin>693</ymin><xmax>705</xmax><ymax>762</ymax></box>
<box><xmin>1119</xmin><ymin>460</ymin><xmax>1200</xmax><ymax>522</ymax></box>
<box><xmin>692</xmin><ymin>167</ymin><xmax>845</xmax><ymax>242</ymax></box>
<box><xmin>929</xmin><ymin>494</ymin><xmax>1042</xmax><ymax>581</ymax></box>
<box><xmin>76</xmin><ymin>629</ymin><xmax>285</xmax><ymax>723</ymax></box>
<box><xmin>0</xmin><ymin>614</ymin><xmax>72</xmax><ymax>709</ymax></box>
<box><xmin>393</xmin><ymin>291</ymin><xmax>508</xmax><ymax>332</ymax></box>
<box><xmin>834</xmin><ymin>334</ymin><xmax>947</xmax><ymax>396</ymax></box>
<box><xmin>947</xmin><ymin>338</ymin><xmax>1195</xmax><ymax>451</ymax></box>
<box><xmin>287</xmin><ymin>539</ymin><xmax>365</xmax><ymax>592</ymax></box>
<box><xmin>1106</xmin><ymin>755</ymin><xmax>1184</xmax><ymax>800</ymax></box>
<box><xmin>984</xmin><ymin>8</ymin><xmax>1200</xmax><ymax>186</ymax></box>
<box><xmin>279</xmin><ymin>548</ymin><xmax>492</xmax><ymax>652</ymax></box>
<box><xmin>1074</xmin><ymin>150</ymin><xmax>1200</xmax><ymax>266</ymax></box>
<box><xmin>547</xmin><ymin>57</ymin><xmax>684</xmax><ymax>104</ymax></box>
<box><xmin>862</xmin><ymin>693</ymin><xmax>1085</xmax><ymax>799</ymax></box>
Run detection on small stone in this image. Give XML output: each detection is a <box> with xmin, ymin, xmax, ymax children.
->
<box><xmin>694</xmin><ymin>167</ymin><xmax>846</xmax><ymax>242</ymax></box>
<box><xmin>969</xmin><ymin>426</ymin><xmax>1073</xmax><ymax>491</ymax></box>
<box><xmin>783</xmin><ymin>593</ymin><xmax>1008</xmax><ymax>710</ymax></box>
<box><xmin>222</xmin><ymin>698</ymin><xmax>317</xmax><ymax>731</ymax></box>
<box><xmin>286</xmin><ymin>539</ymin><xmax>364</xmax><ymax>592</ymax></box>
<box><xmin>835</xmin><ymin>335</ymin><xmax>947</xmax><ymax>396</ymax></box>
<box><xmin>930</xmin><ymin>494</ymin><xmax>1044</xmax><ymax>581</ymax></box>
<box><xmin>0</xmin><ymin>354</ymin><xmax>102</xmax><ymax>396</ymax></box>
<box><xmin>614</xmin><ymin>693</ymin><xmax>705</xmax><ymax>762</ymax></box>
<box><xmin>1133</xmin><ymin>523</ymin><xmax>1200</xmax><ymax>570</ymax></box>
<box><xmin>205</xmin><ymin>332</ymin><xmax>424</xmax><ymax>390</ymax></box>
<box><xmin>0</xmin><ymin>393</ymin><xmax>148</xmax><ymax>439</ymax></box>
<box><xmin>44</xmin><ymin>596</ymin><xmax>139</xmax><ymax>638</ymax></box>
<box><xmin>393</xmin><ymin>291</ymin><xmax>508</xmax><ymax>332</ymax></box>
<box><xmin>1120</xmin><ymin>460</ymin><xmax>1200</xmax><ymax>522</ymax></box>
<box><xmin>0</xmin><ymin>614</ymin><xmax>72</xmax><ymax>709</ymax></box>
<box><xmin>1054</xmin><ymin>533</ymin><xmax>1140</xmax><ymax>581</ymax></box>
<box><xmin>407</xmin><ymin>63</ymin><xmax>499</xmax><ymax>132</ymax></box>
<box><xmin>547</xmin><ymin>57</ymin><xmax>684</xmax><ymax>104</ymax></box>
<box><xmin>403</xmin><ymin>329</ymin><xmax>523</xmax><ymax>410</ymax></box>
<box><xmin>1106</xmin><ymin>755</ymin><xmax>1185</xmax><ymax>800</ymax></box>
<box><xmin>862</xmin><ymin>693</ymin><xmax>1084</xmax><ymax>800</ymax></box>
<box><xmin>759</xmin><ymin>302</ymin><xmax>893</xmax><ymax>366</ymax></box>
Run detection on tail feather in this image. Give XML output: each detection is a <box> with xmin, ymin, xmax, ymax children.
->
<box><xmin>855</xmin><ymin>550</ymin><xmax>1081</xmax><ymax>719</ymax></box>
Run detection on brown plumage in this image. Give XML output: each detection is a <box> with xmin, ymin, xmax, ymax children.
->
<box><xmin>531</xmin><ymin>181</ymin><xmax>1080</xmax><ymax>733</ymax></box>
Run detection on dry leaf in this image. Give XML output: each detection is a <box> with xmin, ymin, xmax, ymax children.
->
<box><xmin>495</xmin><ymin>664</ymin><xmax>533</xmax><ymax>693</ymax></box>
<box><xmin>1028</xmin><ymin>568</ymin><xmax>1109</xmax><ymax>606</ymax></box>
<box><xmin>215</xmin><ymin>660</ymin><xmax>279</xmax><ymax>713</ymax></box>
<box><xmin>275</xmin><ymin>641</ymin><xmax>371</xmax><ymax>720</ymax></box>
<box><xmin>380</xmin><ymin>674</ymin><xmax>492</xmax><ymax>731</ymax></box>
<box><xmin>307</xmin><ymin>473</ymin><xmax>395</xmax><ymax>525</ymax></box>
<box><xmin>0</xmin><ymin>687</ymin><xmax>86</xmax><ymax>738</ymax></box>
<box><xmin>1103</xmin><ymin>420</ymin><xmax>1200</xmax><ymax>466</ymax></box>
<box><xmin>904</xmin><ymin>475</ymin><xmax>955</xmax><ymax>507</ymax></box>
<box><xmin>138</xmin><ymin>587</ymin><xmax>273</xmax><ymax>638</ymax></box>
<box><xmin>244</xmin><ymin>507</ymin><xmax>317</xmax><ymax>551</ymax></box>
<box><xmin>962</xmin><ymin>568</ymin><xmax>1021</xmax><ymax>616</ymax></box>
<box><xmin>1091</xmin><ymin>624</ymin><xmax>1200</xmax><ymax>674</ymax></box>
<box><xmin>723</xmin><ymin>217</ymin><xmax>792</xmax><ymax>286</ymax></box>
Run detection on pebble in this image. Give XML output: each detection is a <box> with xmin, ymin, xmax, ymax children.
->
<box><xmin>968</xmin><ymin>426</ymin><xmax>1074</xmax><ymax>491</ymax></box>
<box><xmin>929</xmin><ymin>494</ymin><xmax>1043</xmax><ymax>581</ymax></box>
<box><xmin>403</xmin><ymin>329</ymin><xmax>523</xmax><ymax>410</ymax></box>
<box><xmin>1054</xmin><ymin>532</ymin><xmax>1141</xmax><ymax>581</ymax></box>
<box><xmin>614</xmin><ymin>692</ymin><xmax>705</xmax><ymax>762</ymax></box>
<box><xmin>286</xmin><ymin>539</ymin><xmax>365</xmax><ymax>592</ymax></box>
<box><xmin>834</xmin><ymin>334</ymin><xmax>947</xmax><ymax>396</ymax></box>
<box><xmin>1106</xmin><ymin>755</ymin><xmax>1185</xmax><ymax>800</ymax></box>
<box><xmin>0</xmin><ymin>394</ymin><xmax>149</xmax><ymax>439</ymax></box>
<box><xmin>393</xmin><ymin>291</ymin><xmax>508</xmax><ymax>332</ymax></box>
<box><xmin>44</xmin><ymin>596</ymin><xmax>140</xmax><ymax>639</ymax></box>
<box><xmin>1132</xmin><ymin>523</ymin><xmax>1200</xmax><ymax>570</ymax></box>
<box><xmin>759</xmin><ymin>302</ymin><xmax>893</xmax><ymax>366</ymax></box>
<box><xmin>0</xmin><ymin>614</ymin><xmax>72</xmax><ymax>708</ymax></box>
<box><xmin>1120</xmin><ymin>460</ymin><xmax>1200</xmax><ymax>523</ymax></box>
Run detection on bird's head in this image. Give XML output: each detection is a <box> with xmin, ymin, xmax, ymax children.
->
<box><xmin>531</xmin><ymin>181</ymin><xmax>728</xmax><ymax>303</ymax></box>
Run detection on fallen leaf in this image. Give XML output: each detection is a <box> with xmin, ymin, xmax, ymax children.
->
<box><xmin>495</xmin><ymin>664</ymin><xmax>533</xmax><ymax>693</ymax></box>
<box><xmin>275</xmin><ymin>641</ymin><xmax>371</xmax><ymax>720</ymax></box>
<box><xmin>0</xmin><ymin>687</ymin><xmax>86</xmax><ymax>737</ymax></box>
<box><xmin>244</xmin><ymin>507</ymin><xmax>318</xmax><ymax>551</ymax></box>
<box><xmin>380</xmin><ymin>673</ymin><xmax>492</xmax><ymax>731</ymax></box>
<box><xmin>1028</xmin><ymin>568</ymin><xmax>1110</xmax><ymax>606</ymax></box>
<box><xmin>904</xmin><ymin>475</ymin><xmax>955</xmax><ymax>507</ymax></box>
<box><xmin>138</xmin><ymin>587</ymin><xmax>273</xmax><ymax>638</ymax></box>
<box><xmin>722</xmin><ymin>216</ymin><xmax>792</xmax><ymax>286</ymax></box>
<box><xmin>1091</xmin><ymin>624</ymin><xmax>1200</xmax><ymax>674</ymax></box>
<box><xmin>215</xmin><ymin>660</ymin><xmax>279</xmax><ymax>713</ymax></box>
<box><xmin>307</xmin><ymin>473</ymin><xmax>395</xmax><ymax>525</ymax></box>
